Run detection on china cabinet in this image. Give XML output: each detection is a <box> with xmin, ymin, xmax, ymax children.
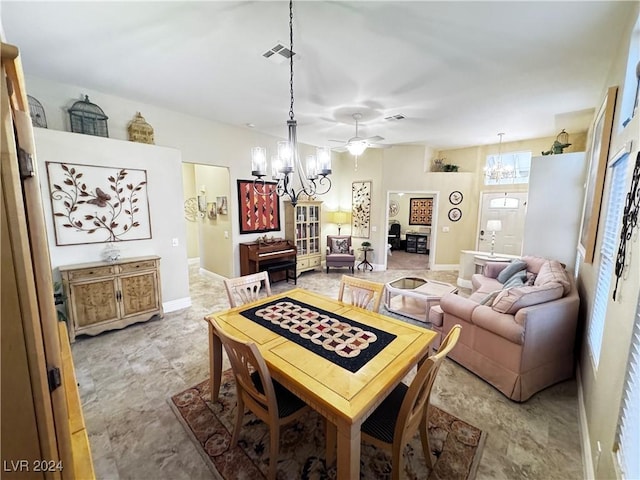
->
<box><xmin>284</xmin><ymin>200</ymin><xmax>322</xmax><ymax>274</ymax></box>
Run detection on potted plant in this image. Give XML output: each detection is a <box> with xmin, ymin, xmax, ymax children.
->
<box><xmin>361</xmin><ymin>241</ymin><xmax>372</xmax><ymax>249</ymax></box>
<box><xmin>442</xmin><ymin>163</ymin><xmax>459</xmax><ymax>172</ymax></box>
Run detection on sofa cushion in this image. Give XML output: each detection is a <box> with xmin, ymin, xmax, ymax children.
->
<box><xmin>471</xmin><ymin>305</ymin><xmax>525</xmax><ymax>344</ymax></box>
<box><xmin>534</xmin><ymin>260</ymin><xmax>571</xmax><ymax>295</ymax></box>
<box><xmin>471</xmin><ymin>274</ymin><xmax>503</xmax><ymax>294</ymax></box>
<box><xmin>521</xmin><ymin>255</ymin><xmax>549</xmax><ymax>274</ymax></box>
<box><xmin>492</xmin><ymin>283</ymin><xmax>564</xmax><ymax>314</ymax></box>
<box><xmin>497</xmin><ymin>259</ymin><xmax>528</xmax><ymax>283</ymax></box>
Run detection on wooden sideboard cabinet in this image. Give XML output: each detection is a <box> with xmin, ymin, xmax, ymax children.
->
<box><xmin>59</xmin><ymin>255</ymin><xmax>163</xmax><ymax>342</ymax></box>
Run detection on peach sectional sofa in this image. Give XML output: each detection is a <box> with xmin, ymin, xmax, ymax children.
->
<box><xmin>433</xmin><ymin>256</ymin><xmax>579</xmax><ymax>402</ymax></box>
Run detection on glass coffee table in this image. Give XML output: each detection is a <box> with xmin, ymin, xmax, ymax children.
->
<box><xmin>384</xmin><ymin>277</ymin><xmax>458</xmax><ymax>322</ymax></box>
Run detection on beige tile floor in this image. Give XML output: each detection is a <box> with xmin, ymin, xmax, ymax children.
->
<box><xmin>71</xmin><ymin>265</ymin><xmax>583</xmax><ymax>479</ymax></box>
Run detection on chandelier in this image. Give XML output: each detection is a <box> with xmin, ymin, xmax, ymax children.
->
<box><xmin>250</xmin><ymin>0</ymin><xmax>331</xmax><ymax>206</ymax></box>
<box><xmin>484</xmin><ymin>132</ymin><xmax>515</xmax><ymax>182</ymax></box>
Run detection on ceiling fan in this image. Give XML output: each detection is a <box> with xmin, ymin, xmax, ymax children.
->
<box><xmin>330</xmin><ymin>113</ymin><xmax>390</xmax><ymax>156</ymax></box>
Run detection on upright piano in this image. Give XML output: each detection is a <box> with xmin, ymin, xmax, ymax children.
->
<box><xmin>239</xmin><ymin>239</ymin><xmax>297</xmax><ymax>283</ymax></box>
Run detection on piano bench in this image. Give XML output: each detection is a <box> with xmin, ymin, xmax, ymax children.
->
<box><xmin>264</xmin><ymin>261</ymin><xmax>297</xmax><ymax>285</ymax></box>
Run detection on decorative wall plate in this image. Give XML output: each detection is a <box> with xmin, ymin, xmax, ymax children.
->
<box><xmin>389</xmin><ymin>200</ymin><xmax>399</xmax><ymax>217</ymax></box>
<box><xmin>448</xmin><ymin>208</ymin><xmax>462</xmax><ymax>222</ymax></box>
<box><xmin>449</xmin><ymin>190</ymin><xmax>463</xmax><ymax>205</ymax></box>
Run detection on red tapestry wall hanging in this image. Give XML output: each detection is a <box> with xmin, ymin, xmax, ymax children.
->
<box><xmin>409</xmin><ymin>197</ymin><xmax>433</xmax><ymax>225</ymax></box>
<box><xmin>237</xmin><ymin>180</ymin><xmax>281</xmax><ymax>234</ymax></box>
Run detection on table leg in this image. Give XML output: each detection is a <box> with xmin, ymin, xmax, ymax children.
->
<box><xmin>325</xmin><ymin>420</ymin><xmax>337</xmax><ymax>467</ymax></box>
<box><xmin>336</xmin><ymin>422</ymin><xmax>360</xmax><ymax>480</ymax></box>
<box><xmin>208</xmin><ymin>323</ymin><xmax>223</xmax><ymax>401</ymax></box>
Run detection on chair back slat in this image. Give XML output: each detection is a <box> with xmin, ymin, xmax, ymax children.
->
<box><xmin>224</xmin><ymin>271</ymin><xmax>272</xmax><ymax>308</ymax></box>
<box><xmin>338</xmin><ymin>275</ymin><xmax>385</xmax><ymax>312</ymax></box>
<box><xmin>210</xmin><ymin>318</ymin><xmax>277</xmax><ymax>413</ymax></box>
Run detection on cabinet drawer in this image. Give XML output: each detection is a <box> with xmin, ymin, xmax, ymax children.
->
<box><xmin>309</xmin><ymin>256</ymin><xmax>321</xmax><ymax>267</ymax></box>
<box><xmin>118</xmin><ymin>260</ymin><xmax>156</xmax><ymax>273</ymax></box>
<box><xmin>297</xmin><ymin>258</ymin><xmax>309</xmax><ymax>269</ymax></box>
<box><xmin>67</xmin><ymin>265</ymin><xmax>116</xmax><ymax>280</ymax></box>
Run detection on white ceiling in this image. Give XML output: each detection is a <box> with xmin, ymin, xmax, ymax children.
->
<box><xmin>1</xmin><ymin>1</ymin><xmax>634</xmax><ymax>150</ymax></box>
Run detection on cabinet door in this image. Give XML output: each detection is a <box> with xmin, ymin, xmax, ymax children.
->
<box><xmin>119</xmin><ymin>272</ymin><xmax>159</xmax><ymax>318</ymax></box>
<box><xmin>69</xmin><ymin>279</ymin><xmax>119</xmax><ymax>329</ymax></box>
<box><xmin>308</xmin><ymin>204</ymin><xmax>320</xmax><ymax>254</ymax></box>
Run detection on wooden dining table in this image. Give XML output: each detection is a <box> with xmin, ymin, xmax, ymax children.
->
<box><xmin>205</xmin><ymin>288</ymin><xmax>437</xmax><ymax>480</ymax></box>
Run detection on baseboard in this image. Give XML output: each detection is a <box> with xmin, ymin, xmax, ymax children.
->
<box><xmin>163</xmin><ymin>297</ymin><xmax>192</xmax><ymax>313</ymax></box>
<box><xmin>188</xmin><ymin>257</ymin><xmax>200</xmax><ymax>266</ymax></box>
<box><xmin>457</xmin><ymin>277</ymin><xmax>472</xmax><ymax>289</ymax></box>
<box><xmin>199</xmin><ymin>268</ymin><xmax>227</xmax><ymax>280</ymax></box>
<box><xmin>430</xmin><ymin>263</ymin><xmax>459</xmax><ymax>271</ymax></box>
<box><xmin>577</xmin><ymin>364</ymin><xmax>595</xmax><ymax>480</ymax></box>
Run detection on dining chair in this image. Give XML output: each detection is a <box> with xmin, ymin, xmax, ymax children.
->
<box><xmin>223</xmin><ymin>271</ymin><xmax>272</xmax><ymax>308</ymax></box>
<box><xmin>210</xmin><ymin>318</ymin><xmax>310</xmax><ymax>480</ymax></box>
<box><xmin>360</xmin><ymin>324</ymin><xmax>462</xmax><ymax>479</ymax></box>
<box><xmin>338</xmin><ymin>275</ymin><xmax>385</xmax><ymax>312</ymax></box>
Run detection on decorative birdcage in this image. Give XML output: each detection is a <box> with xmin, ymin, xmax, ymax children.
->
<box><xmin>27</xmin><ymin>95</ymin><xmax>47</xmax><ymax>128</ymax></box>
<box><xmin>127</xmin><ymin>112</ymin><xmax>154</xmax><ymax>144</ymax></box>
<box><xmin>68</xmin><ymin>95</ymin><xmax>109</xmax><ymax>137</ymax></box>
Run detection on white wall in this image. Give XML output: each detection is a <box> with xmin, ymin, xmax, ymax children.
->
<box><xmin>34</xmin><ymin>128</ymin><xmax>190</xmax><ymax>312</ymax></box>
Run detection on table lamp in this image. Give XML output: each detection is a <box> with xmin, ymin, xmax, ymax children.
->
<box><xmin>486</xmin><ymin>219</ymin><xmax>502</xmax><ymax>256</ymax></box>
<box><xmin>330</xmin><ymin>210</ymin><xmax>351</xmax><ymax>235</ymax></box>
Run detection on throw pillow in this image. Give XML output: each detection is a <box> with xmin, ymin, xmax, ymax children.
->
<box><xmin>503</xmin><ymin>271</ymin><xmax>527</xmax><ymax>289</ymax></box>
<box><xmin>497</xmin><ymin>259</ymin><xmax>528</xmax><ymax>283</ymax></box>
<box><xmin>492</xmin><ymin>282</ymin><xmax>564</xmax><ymax>314</ymax></box>
<box><xmin>534</xmin><ymin>260</ymin><xmax>571</xmax><ymax>295</ymax></box>
<box><xmin>480</xmin><ymin>289</ymin><xmax>501</xmax><ymax>305</ymax></box>
<box><xmin>332</xmin><ymin>238</ymin><xmax>349</xmax><ymax>254</ymax></box>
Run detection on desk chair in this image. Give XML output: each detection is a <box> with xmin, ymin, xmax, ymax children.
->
<box><xmin>360</xmin><ymin>324</ymin><xmax>462</xmax><ymax>479</ymax></box>
<box><xmin>211</xmin><ymin>318</ymin><xmax>310</xmax><ymax>480</ymax></box>
<box><xmin>388</xmin><ymin>222</ymin><xmax>401</xmax><ymax>250</ymax></box>
<box><xmin>223</xmin><ymin>271</ymin><xmax>272</xmax><ymax>308</ymax></box>
<box><xmin>338</xmin><ymin>275</ymin><xmax>385</xmax><ymax>312</ymax></box>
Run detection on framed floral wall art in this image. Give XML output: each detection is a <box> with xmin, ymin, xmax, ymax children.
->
<box><xmin>46</xmin><ymin>162</ymin><xmax>151</xmax><ymax>246</ymax></box>
<box><xmin>352</xmin><ymin>180</ymin><xmax>371</xmax><ymax>238</ymax></box>
<box><xmin>578</xmin><ymin>85</ymin><xmax>617</xmax><ymax>263</ymax></box>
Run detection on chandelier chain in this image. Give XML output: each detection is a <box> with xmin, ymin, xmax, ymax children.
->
<box><xmin>289</xmin><ymin>0</ymin><xmax>295</xmax><ymax>121</ymax></box>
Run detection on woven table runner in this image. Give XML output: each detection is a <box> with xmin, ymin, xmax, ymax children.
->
<box><xmin>240</xmin><ymin>297</ymin><xmax>397</xmax><ymax>372</ymax></box>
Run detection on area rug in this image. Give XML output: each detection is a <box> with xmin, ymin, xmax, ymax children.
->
<box><xmin>169</xmin><ymin>369</ymin><xmax>486</xmax><ymax>480</ymax></box>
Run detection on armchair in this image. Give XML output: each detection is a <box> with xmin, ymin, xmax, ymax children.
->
<box><xmin>325</xmin><ymin>235</ymin><xmax>355</xmax><ymax>273</ymax></box>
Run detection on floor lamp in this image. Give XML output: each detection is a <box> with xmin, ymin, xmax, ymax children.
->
<box><xmin>486</xmin><ymin>219</ymin><xmax>502</xmax><ymax>256</ymax></box>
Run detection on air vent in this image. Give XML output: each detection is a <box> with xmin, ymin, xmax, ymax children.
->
<box><xmin>384</xmin><ymin>114</ymin><xmax>406</xmax><ymax>121</ymax></box>
<box><xmin>263</xmin><ymin>44</ymin><xmax>296</xmax><ymax>64</ymax></box>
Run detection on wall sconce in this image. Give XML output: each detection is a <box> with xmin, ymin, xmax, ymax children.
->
<box><xmin>197</xmin><ymin>186</ymin><xmax>207</xmax><ymax>218</ymax></box>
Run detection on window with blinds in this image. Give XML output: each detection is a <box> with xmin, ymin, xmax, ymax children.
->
<box><xmin>586</xmin><ymin>153</ymin><xmax>629</xmax><ymax>366</ymax></box>
<box><xmin>615</xmin><ymin>298</ymin><xmax>640</xmax><ymax>479</ymax></box>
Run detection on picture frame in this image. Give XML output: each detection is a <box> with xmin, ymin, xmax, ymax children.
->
<box><xmin>237</xmin><ymin>179</ymin><xmax>281</xmax><ymax>234</ymax></box>
<box><xmin>409</xmin><ymin>197</ymin><xmax>433</xmax><ymax>225</ymax></box>
<box><xmin>352</xmin><ymin>180</ymin><xmax>371</xmax><ymax>238</ymax></box>
<box><xmin>216</xmin><ymin>196</ymin><xmax>228</xmax><ymax>215</ymax></box>
<box><xmin>578</xmin><ymin>85</ymin><xmax>618</xmax><ymax>263</ymax></box>
<box><xmin>207</xmin><ymin>202</ymin><xmax>217</xmax><ymax>220</ymax></box>
<box><xmin>45</xmin><ymin>161</ymin><xmax>151</xmax><ymax>245</ymax></box>
<box><xmin>448</xmin><ymin>208</ymin><xmax>462</xmax><ymax>222</ymax></box>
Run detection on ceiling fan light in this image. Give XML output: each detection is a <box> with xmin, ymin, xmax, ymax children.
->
<box><xmin>347</xmin><ymin>141</ymin><xmax>367</xmax><ymax>156</ymax></box>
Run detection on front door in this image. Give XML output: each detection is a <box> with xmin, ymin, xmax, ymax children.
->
<box><xmin>477</xmin><ymin>192</ymin><xmax>528</xmax><ymax>255</ymax></box>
